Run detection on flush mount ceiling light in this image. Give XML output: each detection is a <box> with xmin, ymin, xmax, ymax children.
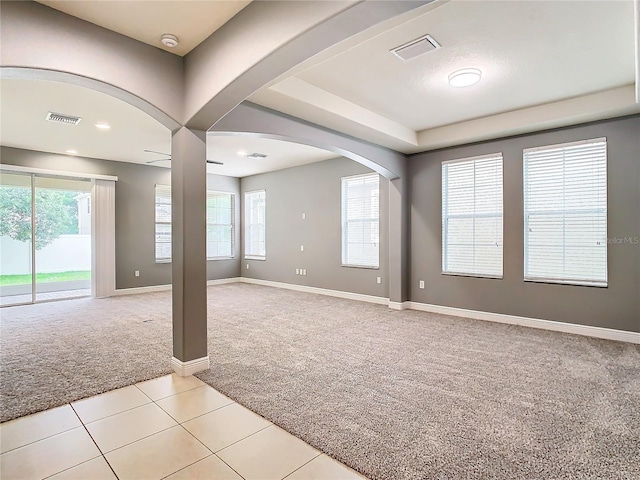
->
<box><xmin>161</xmin><ymin>34</ymin><xmax>179</xmax><ymax>48</ymax></box>
<box><xmin>448</xmin><ymin>68</ymin><xmax>482</xmax><ymax>87</ymax></box>
<box><xmin>95</xmin><ymin>122</ymin><xmax>111</xmax><ymax>130</ymax></box>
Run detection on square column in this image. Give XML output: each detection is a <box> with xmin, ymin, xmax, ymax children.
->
<box><xmin>170</xmin><ymin>127</ymin><xmax>209</xmax><ymax>375</ymax></box>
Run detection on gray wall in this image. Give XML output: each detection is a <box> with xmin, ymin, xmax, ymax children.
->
<box><xmin>409</xmin><ymin>116</ymin><xmax>640</xmax><ymax>332</ymax></box>
<box><xmin>240</xmin><ymin>157</ymin><xmax>389</xmax><ymax>298</ymax></box>
<box><xmin>0</xmin><ymin>147</ymin><xmax>240</xmax><ymax>289</ymax></box>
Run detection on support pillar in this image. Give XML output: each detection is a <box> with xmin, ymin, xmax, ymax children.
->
<box><xmin>170</xmin><ymin>127</ymin><xmax>209</xmax><ymax>375</ymax></box>
<box><xmin>388</xmin><ymin>159</ymin><xmax>410</xmax><ymax>309</ymax></box>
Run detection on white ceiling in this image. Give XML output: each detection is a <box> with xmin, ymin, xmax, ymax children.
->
<box><xmin>251</xmin><ymin>0</ymin><xmax>640</xmax><ymax>152</ymax></box>
<box><xmin>35</xmin><ymin>0</ymin><xmax>251</xmax><ymax>56</ymax></box>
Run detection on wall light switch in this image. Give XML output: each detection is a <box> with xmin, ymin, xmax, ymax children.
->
<box><xmin>296</xmin><ymin>268</ymin><xmax>299</xmax><ymax>275</ymax></box>
<box><xmin>135</xmin><ymin>270</ymin><xmax>140</xmax><ymax>277</ymax></box>
<box><xmin>302</xmin><ymin>269</ymin><xmax>307</xmax><ymax>276</ymax></box>
<box><xmin>377</xmin><ymin>276</ymin><xmax>381</xmax><ymax>284</ymax></box>
<box><xmin>302</xmin><ymin>213</ymin><xmax>306</xmax><ymax>220</ymax></box>
<box><xmin>246</xmin><ymin>264</ymin><xmax>250</xmax><ymax>269</ymax></box>
<box><xmin>419</xmin><ymin>280</ymin><xmax>425</xmax><ymax>289</ymax></box>
<box><xmin>300</xmin><ymin>245</ymin><xmax>304</xmax><ymax>252</ymax></box>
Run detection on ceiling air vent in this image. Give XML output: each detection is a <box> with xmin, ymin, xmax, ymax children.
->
<box><xmin>390</xmin><ymin>34</ymin><xmax>441</xmax><ymax>61</ymax></box>
<box><xmin>246</xmin><ymin>153</ymin><xmax>267</xmax><ymax>159</ymax></box>
<box><xmin>46</xmin><ymin>112</ymin><xmax>82</xmax><ymax>125</ymax></box>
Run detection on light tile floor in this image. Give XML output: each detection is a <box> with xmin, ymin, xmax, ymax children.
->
<box><xmin>0</xmin><ymin>374</ymin><xmax>366</xmax><ymax>480</ymax></box>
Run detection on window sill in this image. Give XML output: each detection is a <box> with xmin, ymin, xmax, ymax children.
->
<box><xmin>156</xmin><ymin>259</ymin><xmax>171</xmax><ymax>264</ymax></box>
<box><xmin>207</xmin><ymin>257</ymin><xmax>236</xmax><ymax>261</ymax></box>
<box><xmin>342</xmin><ymin>264</ymin><xmax>379</xmax><ymax>270</ymax></box>
<box><xmin>245</xmin><ymin>256</ymin><xmax>266</xmax><ymax>261</ymax></box>
<box><xmin>524</xmin><ymin>278</ymin><xmax>607</xmax><ymax>288</ymax></box>
<box><xmin>441</xmin><ymin>271</ymin><xmax>502</xmax><ymax>280</ymax></box>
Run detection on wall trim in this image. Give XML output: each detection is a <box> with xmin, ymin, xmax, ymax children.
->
<box><xmin>207</xmin><ymin>277</ymin><xmax>242</xmax><ymax>286</ymax></box>
<box><xmin>239</xmin><ymin>277</ymin><xmax>388</xmax><ymax>305</ymax></box>
<box><xmin>388</xmin><ymin>301</ymin><xmax>409</xmax><ymax>310</ymax></box>
<box><xmin>171</xmin><ymin>356</ymin><xmax>210</xmax><ymax>376</ymax></box>
<box><xmin>406</xmin><ymin>301</ymin><xmax>640</xmax><ymax>345</ymax></box>
<box><xmin>113</xmin><ymin>284</ymin><xmax>172</xmax><ymax>296</ymax></box>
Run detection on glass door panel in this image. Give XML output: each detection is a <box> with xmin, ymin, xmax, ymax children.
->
<box><xmin>34</xmin><ymin>176</ymin><xmax>92</xmax><ymax>302</ymax></box>
<box><xmin>0</xmin><ymin>172</ymin><xmax>34</xmax><ymax>306</ymax></box>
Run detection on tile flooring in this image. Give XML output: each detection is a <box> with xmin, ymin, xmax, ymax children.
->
<box><xmin>0</xmin><ymin>374</ymin><xmax>365</xmax><ymax>480</ymax></box>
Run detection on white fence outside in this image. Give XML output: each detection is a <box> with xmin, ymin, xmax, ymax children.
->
<box><xmin>0</xmin><ymin>235</ymin><xmax>91</xmax><ymax>275</ymax></box>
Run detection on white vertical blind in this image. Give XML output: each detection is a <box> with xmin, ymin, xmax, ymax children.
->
<box><xmin>523</xmin><ymin>138</ymin><xmax>607</xmax><ymax>286</ymax></box>
<box><xmin>342</xmin><ymin>173</ymin><xmax>380</xmax><ymax>268</ymax></box>
<box><xmin>92</xmin><ymin>179</ymin><xmax>116</xmax><ymax>298</ymax></box>
<box><xmin>206</xmin><ymin>191</ymin><xmax>235</xmax><ymax>259</ymax></box>
<box><xmin>244</xmin><ymin>190</ymin><xmax>266</xmax><ymax>259</ymax></box>
<box><xmin>154</xmin><ymin>184</ymin><xmax>172</xmax><ymax>263</ymax></box>
<box><xmin>442</xmin><ymin>153</ymin><xmax>503</xmax><ymax>277</ymax></box>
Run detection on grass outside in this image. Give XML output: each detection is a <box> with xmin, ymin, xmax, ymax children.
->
<box><xmin>0</xmin><ymin>271</ymin><xmax>91</xmax><ymax>287</ymax></box>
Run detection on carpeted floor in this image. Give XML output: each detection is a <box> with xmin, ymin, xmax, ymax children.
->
<box><xmin>1</xmin><ymin>283</ymin><xmax>639</xmax><ymax>479</ymax></box>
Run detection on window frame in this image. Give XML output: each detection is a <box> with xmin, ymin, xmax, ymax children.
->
<box><xmin>523</xmin><ymin>137</ymin><xmax>608</xmax><ymax>287</ymax></box>
<box><xmin>244</xmin><ymin>189</ymin><xmax>266</xmax><ymax>261</ymax></box>
<box><xmin>441</xmin><ymin>152</ymin><xmax>504</xmax><ymax>279</ymax></box>
<box><xmin>154</xmin><ymin>184</ymin><xmax>172</xmax><ymax>264</ymax></box>
<box><xmin>341</xmin><ymin>172</ymin><xmax>380</xmax><ymax>269</ymax></box>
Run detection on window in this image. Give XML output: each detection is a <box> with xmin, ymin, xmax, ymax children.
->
<box><xmin>523</xmin><ymin>138</ymin><xmax>607</xmax><ymax>286</ymax></box>
<box><xmin>155</xmin><ymin>186</ymin><xmax>236</xmax><ymax>263</ymax></box>
<box><xmin>206</xmin><ymin>191</ymin><xmax>235</xmax><ymax>259</ymax></box>
<box><xmin>244</xmin><ymin>190</ymin><xmax>266</xmax><ymax>259</ymax></box>
<box><xmin>442</xmin><ymin>153</ymin><xmax>503</xmax><ymax>277</ymax></box>
<box><xmin>155</xmin><ymin>184</ymin><xmax>172</xmax><ymax>263</ymax></box>
<box><xmin>342</xmin><ymin>173</ymin><xmax>379</xmax><ymax>268</ymax></box>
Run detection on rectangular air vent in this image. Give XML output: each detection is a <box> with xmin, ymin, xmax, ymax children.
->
<box><xmin>246</xmin><ymin>153</ymin><xmax>267</xmax><ymax>159</ymax></box>
<box><xmin>46</xmin><ymin>112</ymin><xmax>82</xmax><ymax>125</ymax></box>
<box><xmin>391</xmin><ymin>34</ymin><xmax>441</xmax><ymax>61</ymax></box>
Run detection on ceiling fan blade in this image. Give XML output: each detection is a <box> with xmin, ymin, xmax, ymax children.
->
<box><xmin>144</xmin><ymin>149</ymin><xmax>171</xmax><ymax>158</ymax></box>
<box><xmin>146</xmin><ymin>159</ymin><xmax>171</xmax><ymax>164</ymax></box>
<box><xmin>206</xmin><ymin>160</ymin><xmax>224</xmax><ymax>165</ymax></box>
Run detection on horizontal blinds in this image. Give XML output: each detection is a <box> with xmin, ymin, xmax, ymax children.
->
<box><xmin>206</xmin><ymin>191</ymin><xmax>235</xmax><ymax>259</ymax></box>
<box><xmin>342</xmin><ymin>173</ymin><xmax>380</xmax><ymax>268</ymax></box>
<box><xmin>523</xmin><ymin>138</ymin><xmax>607</xmax><ymax>286</ymax></box>
<box><xmin>155</xmin><ymin>184</ymin><xmax>171</xmax><ymax>262</ymax></box>
<box><xmin>442</xmin><ymin>154</ymin><xmax>503</xmax><ymax>277</ymax></box>
<box><xmin>244</xmin><ymin>190</ymin><xmax>266</xmax><ymax>258</ymax></box>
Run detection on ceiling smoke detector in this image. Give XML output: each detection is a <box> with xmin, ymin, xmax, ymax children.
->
<box><xmin>246</xmin><ymin>153</ymin><xmax>268</xmax><ymax>159</ymax></box>
<box><xmin>390</xmin><ymin>34</ymin><xmax>441</xmax><ymax>61</ymax></box>
<box><xmin>46</xmin><ymin>112</ymin><xmax>81</xmax><ymax>125</ymax></box>
<box><xmin>161</xmin><ymin>34</ymin><xmax>179</xmax><ymax>48</ymax></box>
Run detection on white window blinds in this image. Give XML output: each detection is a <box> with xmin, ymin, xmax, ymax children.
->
<box><xmin>244</xmin><ymin>190</ymin><xmax>266</xmax><ymax>259</ymax></box>
<box><xmin>342</xmin><ymin>173</ymin><xmax>380</xmax><ymax>268</ymax></box>
<box><xmin>206</xmin><ymin>191</ymin><xmax>235</xmax><ymax>259</ymax></box>
<box><xmin>442</xmin><ymin>153</ymin><xmax>503</xmax><ymax>277</ymax></box>
<box><xmin>523</xmin><ymin>138</ymin><xmax>607</xmax><ymax>286</ymax></box>
<box><xmin>155</xmin><ymin>184</ymin><xmax>171</xmax><ymax>263</ymax></box>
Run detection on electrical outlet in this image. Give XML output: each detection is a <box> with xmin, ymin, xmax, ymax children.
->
<box><xmin>419</xmin><ymin>280</ymin><xmax>425</xmax><ymax>289</ymax></box>
<box><xmin>246</xmin><ymin>264</ymin><xmax>249</xmax><ymax>269</ymax></box>
<box><xmin>135</xmin><ymin>270</ymin><xmax>140</xmax><ymax>277</ymax></box>
<box><xmin>302</xmin><ymin>213</ymin><xmax>306</xmax><ymax>220</ymax></box>
<box><xmin>377</xmin><ymin>276</ymin><xmax>381</xmax><ymax>284</ymax></box>
<box><xmin>300</xmin><ymin>245</ymin><xmax>304</xmax><ymax>252</ymax></box>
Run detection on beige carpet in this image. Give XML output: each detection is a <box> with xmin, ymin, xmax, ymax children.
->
<box><xmin>1</xmin><ymin>283</ymin><xmax>639</xmax><ymax>479</ymax></box>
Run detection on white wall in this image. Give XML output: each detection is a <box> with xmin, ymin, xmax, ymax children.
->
<box><xmin>0</xmin><ymin>235</ymin><xmax>91</xmax><ymax>275</ymax></box>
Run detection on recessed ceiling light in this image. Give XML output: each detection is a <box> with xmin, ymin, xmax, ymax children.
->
<box><xmin>66</xmin><ymin>149</ymin><xmax>78</xmax><ymax>155</ymax></box>
<box><xmin>161</xmin><ymin>34</ymin><xmax>179</xmax><ymax>48</ymax></box>
<box><xmin>95</xmin><ymin>122</ymin><xmax>111</xmax><ymax>130</ymax></box>
<box><xmin>448</xmin><ymin>68</ymin><xmax>482</xmax><ymax>88</ymax></box>
<box><xmin>236</xmin><ymin>150</ymin><xmax>247</xmax><ymax>156</ymax></box>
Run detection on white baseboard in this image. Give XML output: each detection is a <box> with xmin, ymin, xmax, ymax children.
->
<box><xmin>171</xmin><ymin>356</ymin><xmax>210</xmax><ymax>376</ymax></box>
<box><xmin>239</xmin><ymin>277</ymin><xmax>389</xmax><ymax>305</ymax></box>
<box><xmin>388</xmin><ymin>301</ymin><xmax>410</xmax><ymax>310</ymax></box>
<box><xmin>113</xmin><ymin>284</ymin><xmax>172</xmax><ymax>296</ymax></box>
<box><xmin>407</xmin><ymin>301</ymin><xmax>640</xmax><ymax>344</ymax></box>
<box><xmin>207</xmin><ymin>277</ymin><xmax>242</xmax><ymax>286</ymax></box>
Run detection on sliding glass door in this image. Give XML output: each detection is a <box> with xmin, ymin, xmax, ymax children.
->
<box><xmin>0</xmin><ymin>172</ymin><xmax>92</xmax><ymax>306</ymax></box>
